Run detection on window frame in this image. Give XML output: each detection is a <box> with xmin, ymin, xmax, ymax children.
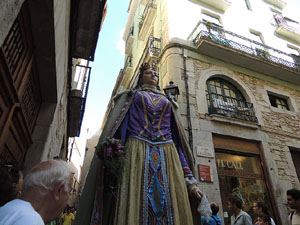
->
<box><xmin>290</xmin><ymin>147</ymin><xmax>300</xmax><ymax>181</ymax></box>
<box><xmin>268</xmin><ymin>93</ymin><xmax>289</xmax><ymax>110</ymax></box>
<box><xmin>206</xmin><ymin>78</ymin><xmax>245</xmax><ymax>102</ymax></box>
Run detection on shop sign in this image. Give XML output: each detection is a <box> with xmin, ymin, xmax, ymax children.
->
<box><xmin>217</xmin><ymin>159</ymin><xmax>243</xmax><ymax>170</ymax></box>
<box><xmin>198</xmin><ymin>164</ymin><xmax>213</xmax><ymax>182</ymax></box>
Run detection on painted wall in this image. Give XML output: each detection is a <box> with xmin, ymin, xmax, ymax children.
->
<box><xmin>166</xmin><ymin>0</ymin><xmax>300</xmax><ymax>54</ymax></box>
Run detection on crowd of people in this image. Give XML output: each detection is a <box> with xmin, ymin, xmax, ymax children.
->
<box><xmin>199</xmin><ymin>189</ymin><xmax>300</xmax><ymax>225</ymax></box>
<box><xmin>0</xmin><ymin>62</ymin><xmax>299</xmax><ymax>225</ymax></box>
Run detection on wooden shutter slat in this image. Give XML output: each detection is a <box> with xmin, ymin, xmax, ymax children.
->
<box><xmin>2</xmin><ymin>18</ymin><xmax>25</xmax><ymax>77</ymax></box>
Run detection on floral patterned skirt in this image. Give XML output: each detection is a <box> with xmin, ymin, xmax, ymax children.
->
<box><xmin>112</xmin><ymin>137</ymin><xmax>194</xmax><ymax>225</ymax></box>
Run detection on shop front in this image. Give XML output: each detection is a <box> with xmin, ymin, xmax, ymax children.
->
<box><xmin>213</xmin><ymin>135</ymin><xmax>278</xmax><ymax>225</ymax></box>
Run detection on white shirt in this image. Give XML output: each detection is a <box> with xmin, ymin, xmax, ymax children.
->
<box><xmin>0</xmin><ymin>199</ymin><xmax>44</xmax><ymax>225</ymax></box>
<box><xmin>271</xmin><ymin>217</ymin><xmax>276</xmax><ymax>225</ymax></box>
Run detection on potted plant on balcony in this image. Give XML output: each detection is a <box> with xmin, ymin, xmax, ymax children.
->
<box><xmin>138</xmin><ymin>14</ymin><xmax>145</xmax><ymax>31</ymax></box>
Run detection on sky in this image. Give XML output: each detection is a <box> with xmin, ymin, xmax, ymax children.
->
<box><xmin>80</xmin><ymin>0</ymin><xmax>131</xmax><ymax>138</ymax></box>
<box><xmin>80</xmin><ymin>0</ymin><xmax>300</xmax><ymax>139</ymax></box>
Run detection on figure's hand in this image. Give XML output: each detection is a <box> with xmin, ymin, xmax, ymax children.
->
<box><xmin>191</xmin><ymin>187</ymin><xmax>203</xmax><ymax>201</ymax></box>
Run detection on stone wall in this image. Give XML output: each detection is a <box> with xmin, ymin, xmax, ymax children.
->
<box><xmin>23</xmin><ymin>0</ymin><xmax>71</xmax><ymax>171</ymax></box>
<box><xmin>0</xmin><ymin>0</ymin><xmax>24</xmax><ymax>46</ymax></box>
<box><xmin>191</xmin><ymin>58</ymin><xmax>300</xmax><ymax>186</ymax></box>
<box><xmin>160</xmin><ymin>47</ymin><xmax>300</xmax><ymax>224</ymax></box>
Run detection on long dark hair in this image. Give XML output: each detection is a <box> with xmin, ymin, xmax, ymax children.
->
<box><xmin>256</xmin><ymin>214</ymin><xmax>271</xmax><ymax>224</ymax></box>
<box><xmin>255</xmin><ymin>201</ymin><xmax>270</xmax><ymax>215</ymax></box>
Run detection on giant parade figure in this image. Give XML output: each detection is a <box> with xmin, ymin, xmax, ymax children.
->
<box><xmin>74</xmin><ymin>63</ymin><xmax>203</xmax><ymax>225</ymax></box>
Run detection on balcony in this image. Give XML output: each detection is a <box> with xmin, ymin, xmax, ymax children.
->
<box><xmin>144</xmin><ymin>36</ymin><xmax>161</xmax><ymax>64</ymax></box>
<box><xmin>68</xmin><ymin>64</ymin><xmax>91</xmax><ymax>137</ymax></box>
<box><xmin>264</xmin><ymin>0</ymin><xmax>286</xmax><ymax>9</ymax></box>
<box><xmin>125</xmin><ymin>26</ymin><xmax>134</xmax><ymax>54</ymax></box>
<box><xmin>274</xmin><ymin>14</ymin><xmax>300</xmax><ymax>44</ymax></box>
<box><xmin>207</xmin><ymin>93</ymin><xmax>258</xmax><ymax>123</ymax></box>
<box><xmin>138</xmin><ymin>2</ymin><xmax>157</xmax><ymax>41</ymax></box>
<box><xmin>189</xmin><ymin>22</ymin><xmax>300</xmax><ymax>85</ymax></box>
<box><xmin>195</xmin><ymin>0</ymin><xmax>232</xmax><ymax>13</ymax></box>
<box><xmin>124</xmin><ymin>56</ymin><xmax>133</xmax><ymax>77</ymax></box>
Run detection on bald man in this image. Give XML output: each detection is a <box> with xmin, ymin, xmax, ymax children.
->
<box><xmin>0</xmin><ymin>160</ymin><xmax>74</xmax><ymax>225</ymax></box>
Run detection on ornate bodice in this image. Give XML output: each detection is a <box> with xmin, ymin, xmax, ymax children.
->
<box><xmin>127</xmin><ymin>90</ymin><xmax>172</xmax><ymax>142</ymax></box>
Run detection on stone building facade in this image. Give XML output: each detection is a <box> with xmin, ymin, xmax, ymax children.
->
<box><xmin>102</xmin><ymin>0</ymin><xmax>300</xmax><ymax>224</ymax></box>
<box><xmin>0</xmin><ymin>0</ymin><xmax>106</xmax><ymax>173</ymax></box>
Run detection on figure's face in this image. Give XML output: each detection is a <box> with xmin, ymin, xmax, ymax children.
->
<box><xmin>140</xmin><ymin>69</ymin><xmax>158</xmax><ymax>86</ymax></box>
<box><xmin>287</xmin><ymin>195</ymin><xmax>300</xmax><ymax>209</ymax></box>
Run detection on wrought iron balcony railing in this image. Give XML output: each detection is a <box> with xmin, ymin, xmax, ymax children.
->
<box><xmin>189</xmin><ymin>22</ymin><xmax>300</xmax><ymax>72</ymax></box>
<box><xmin>138</xmin><ymin>2</ymin><xmax>157</xmax><ymax>32</ymax></box>
<box><xmin>207</xmin><ymin>93</ymin><xmax>258</xmax><ymax>123</ymax></box>
<box><xmin>274</xmin><ymin>14</ymin><xmax>300</xmax><ymax>39</ymax></box>
<box><xmin>69</xmin><ymin>64</ymin><xmax>91</xmax><ymax>137</ymax></box>
<box><xmin>147</xmin><ymin>36</ymin><xmax>161</xmax><ymax>58</ymax></box>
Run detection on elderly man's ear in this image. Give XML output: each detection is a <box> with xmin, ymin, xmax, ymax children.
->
<box><xmin>53</xmin><ymin>182</ymin><xmax>66</xmax><ymax>201</ymax></box>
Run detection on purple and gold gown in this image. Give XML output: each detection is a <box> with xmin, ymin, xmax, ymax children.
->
<box><xmin>113</xmin><ymin>89</ymin><xmax>195</xmax><ymax>225</ymax></box>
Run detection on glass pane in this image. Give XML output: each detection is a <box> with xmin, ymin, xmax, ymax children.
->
<box><xmin>208</xmin><ymin>80</ymin><xmax>215</xmax><ymax>85</ymax></box>
<box><xmin>206</xmin><ymin>78</ymin><xmax>247</xmax><ymax>109</ymax></box>
<box><xmin>210</xmin><ymin>85</ymin><xmax>216</xmax><ymax>93</ymax></box>
<box><xmin>230</xmin><ymin>90</ymin><xmax>237</xmax><ymax>99</ymax></box>
<box><xmin>216</xmin><ymin>152</ymin><xmax>273</xmax><ymax>225</ymax></box>
<box><xmin>215</xmin><ymin>80</ymin><xmax>221</xmax><ymax>87</ymax></box>
<box><xmin>224</xmin><ymin>89</ymin><xmax>230</xmax><ymax>97</ymax></box>
<box><xmin>216</xmin><ymin>87</ymin><xmax>222</xmax><ymax>95</ymax></box>
<box><xmin>275</xmin><ymin>98</ymin><xmax>281</xmax><ymax>106</ymax></box>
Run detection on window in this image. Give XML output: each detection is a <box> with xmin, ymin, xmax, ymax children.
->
<box><xmin>250</xmin><ymin>30</ymin><xmax>264</xmax><ymax>44</ymax></box>
<box><xmin>268</xmin><ymin>94</ymin><xmax>289</xmax><ymax>110</ymax></box>
<box><xmin>206</xmin><ymin>78</ymin><xmax>242</xmax><ymax>111</ymax></box>
<box><xmin>201</xmin><ymin>12</ymin><xmax>223</xmax><ymax>37</ymax></box>
<box><xmin>206</xmin><ymin>78</ymin><xmax>245</xmax><ymax>101</ymax></box>
<box><xmin>249</xmin><ymin>30</ymin><xmax>269</xmax><ymax>58</ymax></box>
<box><xmin>206</xmin><ymin>78</ymin><xmax>257</xmax><ymax>122</ymax></box>
<box><xmin>245</xmin><ymin>0</ymin><xmax>252</xmax><ymax>11</ymax></box>
<box><xmin>201</xmin><ymin>12</ymin><xmax>222</xmax><ymax>27</ymax></box>
<box><xmin>290</xmin><ymin>148</ymin><xmax>300</xmax><ymax>181</ymax></box>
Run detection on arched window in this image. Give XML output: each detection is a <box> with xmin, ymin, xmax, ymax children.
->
<box><xmin>205</xmin><ymin>78</ymin><xmax>257</xmax><ymax>122</ymax></box>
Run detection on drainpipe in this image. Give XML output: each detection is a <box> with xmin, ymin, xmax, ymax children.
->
<box><xmin>182</xmin><ymin>48</ymin><xmax>194</xmax><ymax>159</ymax></box>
